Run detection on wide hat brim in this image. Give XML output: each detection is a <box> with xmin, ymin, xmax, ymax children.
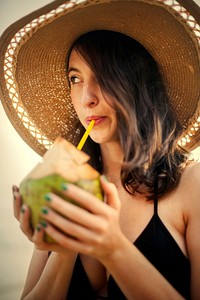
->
<box><xmin>0</xmin><ymin>0</ymin><xmax>200</xmax><ymax>156</ymax></box>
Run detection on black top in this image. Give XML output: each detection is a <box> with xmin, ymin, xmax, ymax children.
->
<box><xmin>67</xmin><ymin>197</ymin><xmax>191</xmax><ymax>299</ymax></box>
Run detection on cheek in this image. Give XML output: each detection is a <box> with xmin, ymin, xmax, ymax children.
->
<box><xmin>109</xmin><ymin>112</ymin><xmax>119</xmax><ymax>140</ymax></box>
<box><xmin>92</xmin><ymin>112</ymin><xmax>119</xmax><ymax>143</ymax></box>
<box><xmin>70</xmin><ymin>94</ymin><xmax>86</xmax><ymax>128</ymax></box>
<box><xmin>110</xmin><ymin>115</ymin><xmax>119</xmax><ymax>138</ymax></box>
<box><xmin>70</xmin><ymin>92</ymin><xmax>80</xmax><ymax>113</ymax></box>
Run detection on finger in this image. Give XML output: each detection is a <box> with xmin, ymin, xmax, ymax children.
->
<box><xmin>58</xmin><ymin>183</ymin><xmax>107</xmax><ymax>215</ymax></box>
<box><xmin>19</xmin><ymin>205</ymin><xmax>34</xmax><ymax>240</ymax></box>
<box><xmin>40</xmin><ymin>206</ymin><xmax>100</xmax><ymax>242</ymax></box>
<box><xmin>32</xmin><ymin>224</ymin><xmax>46</xmax><ymax>245</ymax></box>
<box><xmin>12</xmin><ymin>185</ymin><xmax>21</xmax><ymax>220</ymax></box>
<box><xmin>43</xmin><ymin>194</ymin><xmax>103</xmax><ymax>230</ymax></box>
<box><xmin>42</xmin><ymin>221</ymin><xmax>93</xmax><ymax>254</ymax></box>
<box><xmin>32</xmin><ymin>224</ymin><xmax>65</xmax><ymax>252</ymax></box>
<box><xmin>100</xmin><ymin>176</ymin><xmax>121</xmax><ymax>210</ymax></box>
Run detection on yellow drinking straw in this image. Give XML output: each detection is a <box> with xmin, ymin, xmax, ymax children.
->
<box><xmin>77</xmin><ymin>119</ymin><xmax>95</xmax><ymax>150</ymax></box>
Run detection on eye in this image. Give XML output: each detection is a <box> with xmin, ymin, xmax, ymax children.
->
<box><xmin>68</xmin><ymin>75</ymin><xmax>81</xmax><ymax>85</ymax></box>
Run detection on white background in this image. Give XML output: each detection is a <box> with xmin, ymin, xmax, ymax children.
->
<box><xmin>0</xmin><ymin>1</ymin><xmax>200</xmax><ymax>299</ymax></box>
<box><xmin>0</xmin><ymin>1</ymin><xmax>51</xmax><ymax>299</ymax></box>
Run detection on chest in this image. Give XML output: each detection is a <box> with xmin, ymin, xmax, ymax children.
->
<box><xmin>117</xmin><ymin>186</ymin><xmax>187</xmax><ymax>255</ymax></box>
<box><xmin>118</xmin><ymin>189</ymin><xmax>153</xmax><ymax>243</ymax></box>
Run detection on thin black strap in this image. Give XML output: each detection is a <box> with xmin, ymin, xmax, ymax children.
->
<box><xmin>154</xmin><ymin>195</ymin><xmax>158</xmax><ymax>215</ymax></box>
<box><xmin>154</xmin><ymin>179</ymin><xmax>158</xmax><ymax>215</ymax></box>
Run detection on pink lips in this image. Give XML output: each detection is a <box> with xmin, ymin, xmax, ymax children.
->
<box><xmin>85</xmin><ymin>116</ymin><xmax>106</xmax><ymax>125</ymax></box>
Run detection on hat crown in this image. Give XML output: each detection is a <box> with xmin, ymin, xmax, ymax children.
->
<box><xmin>0</xmin><ymin>0</ymin><xmax>200</xmax><ymax>155</ymax></box>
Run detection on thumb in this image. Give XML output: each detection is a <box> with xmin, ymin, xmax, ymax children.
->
<box><xmin>100</xmin><ymin>175</ymin><xmax>121</xmax><ymax>210</ymax></box>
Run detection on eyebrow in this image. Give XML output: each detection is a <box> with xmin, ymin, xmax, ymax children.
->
<box><xmin>67</xmin><ymin>67</ymin><xmax>80</xmax><ymax>74</ymax></box>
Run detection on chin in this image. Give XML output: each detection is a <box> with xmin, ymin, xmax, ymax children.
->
<box><xmin>91</xmin><ymin>135</ymin><xmax>117</xmax><ymax>145</ymax></box>
<box><xmin>90</xmin><ymin>134</ymin><xmax>106</xmax><ymax>144</ymax></box>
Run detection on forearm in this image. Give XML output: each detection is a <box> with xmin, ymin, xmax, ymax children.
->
<box><xmin>100</xmin><ymin>236</ymin><xmax>184</xmax><ymax>300</ymax></box>
<box><xmin>22</xmin><ymin>251</ymin><xmax>77</xmax><ymax>300</ymax></box>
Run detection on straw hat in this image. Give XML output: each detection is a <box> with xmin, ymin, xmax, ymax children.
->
<box><xmin>0</xmin><ymin>0</ymin><xmax>200</xmax><ymax>156</ymax></box>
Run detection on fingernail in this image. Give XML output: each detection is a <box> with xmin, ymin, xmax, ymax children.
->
<box><xmin>102</xmin><ymin>175</ymin><xmax>108</xmax><ymax>181</ymax></box>
<box><xmin>13</xmin><ymin>186</ymin><xmax>19</xmax><ymax>200</ymax></box>
<box><xmin>21</xmin><ymin>206</ymin><xmax>26</xmax><ymax>213</ymax></box>
<box><xmin>13</xmin><ymin>191</ymin><xmax>18</xmax><ymax>200</ymax></box>
<box><xmin>61</xmin><ymin>183</ymin><xmax>68</xmax><ymax>191</ymax></box>
<box><xmin>41</xmin><ymin>207</ymin><xmax>48</xmax><ymax>215</ymax></box>
<box><xmin>44</xmin><ymin>194</ymin><xmax>52</xmax><ymax>202</ymax></box>
<box><xmin>40</xmin><ymin>221</ymin><xmax>47</xmax><ymax>228</ymax></box>
<box><xmin>36</xmin><ymin>225</ymin><xmax>41</xmax><ymax>232</ymax></box>
<box><xmin>12</xmin><ymin>185</ymin><xmax>19</xmax><ymax>192</ymax></box>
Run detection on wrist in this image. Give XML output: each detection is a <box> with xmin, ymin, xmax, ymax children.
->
<box><xmin>99</xmin><ymin>234</ymin><xmax>131</xmax><ymax>267</ymax></box>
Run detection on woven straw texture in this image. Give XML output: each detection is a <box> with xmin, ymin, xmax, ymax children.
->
<box><xmin>0</xmin><ymin>0</ymin><xmax>200</xmax><ymax>155</ymax></box>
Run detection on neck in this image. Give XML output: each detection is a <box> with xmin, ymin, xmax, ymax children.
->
<box><xmin>100</xmin><ymin>141</ymin><xmax>123</xmax><ymax>184</ymax></box>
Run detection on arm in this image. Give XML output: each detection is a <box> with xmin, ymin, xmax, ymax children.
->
<box><xmin>39</xmin><ymin>176</ymin><xmax>186</xmax><ymax>300</ymax></box>
<box><xmin>13</xmin><ymin>186</ymin><xmax>78</xmax><ymax>299</ymax></box>
<box><xmin>13</xmin><ymin>186</ymin><xmax>106</xmax><ymax>299</ymax></box>
<box><xmin>21</xmin><ymin>249</ymin><xmax>77</xmax><ymax>300</ymax></box>
<box><xmin>99</xmin><ymin>235</ymin><xmax>184</xmax><ymax>300</ymax></box>
<box><xmin>183</xmin><ymin>163</ymin><xmax>200</xmax><ymax>300</ymax></box>
<box><xmin>101</xmin><ymin>163</ymin><xmax>200</xmax><ymax>300</ymax></box>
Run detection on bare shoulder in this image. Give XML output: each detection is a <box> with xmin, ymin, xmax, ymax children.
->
<box><xmin>182</xmin><ymin>162</ymin><xmax>200</xmax><ymax>300</ymax></box>
<box><xmin>179</xmin><ymin>161</ymin><xmax>200</xmax><ymax>217</ymax></box>
<box><xmin>182</xmin><ymin>159</ymin><xmax>200</xmax><ymax>175</ymax></box>
<box><xmin>180</xmin><ymin>161</ymin><xmax>200</xmax><ymax>192</ymax></box>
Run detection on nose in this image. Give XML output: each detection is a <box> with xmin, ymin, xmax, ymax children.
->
<box><xmin>80</xmin><ymin>81</ymin><xmax>100</xmax><ymax>108</ymax></box>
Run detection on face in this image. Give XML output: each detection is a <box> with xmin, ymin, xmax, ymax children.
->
<box><xmin>68</xmin><ymin>49</ymin><xmax>118</xmax><ymax>145</ymax></box>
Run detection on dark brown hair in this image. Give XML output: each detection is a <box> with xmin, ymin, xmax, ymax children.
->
<box><xmin>68</xmin><ymin>30</ymin><xmax>188</xmax><ymax>199</ymax></box>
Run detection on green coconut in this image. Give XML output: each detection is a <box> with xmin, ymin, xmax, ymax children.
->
<box><xmin>20</xmin><ymin>137</ymin><xmax>103</xmax><ymax>242</ymax></box>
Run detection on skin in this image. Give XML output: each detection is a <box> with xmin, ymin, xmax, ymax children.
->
<box><xmin>13</xmin><ymin>50</ymin><xmax>200</xmax><ymax>299</ymax></box>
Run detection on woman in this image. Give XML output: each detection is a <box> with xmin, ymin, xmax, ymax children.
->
<box><xmin>1</xmin><ymin>1</ymin><xmax>200</xmax><ymax>299</ymax></box>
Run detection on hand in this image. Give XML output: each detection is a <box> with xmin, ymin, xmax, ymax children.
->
<box><xmin>39</xmin><ymin>175</ymin><xmax>124</xmax><ymax>259</ymax></box>
<box><xmin>13</xmin><ymin>185</ymin><xmax>33</xmax><ymax>240</ymax></box>
<box><xmin>12</xmin><ymin>185</ymin><xmax>75</xmax><ymax>253</ymax></box>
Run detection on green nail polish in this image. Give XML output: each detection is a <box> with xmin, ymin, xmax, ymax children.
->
<box><xmin>21</xmin><ymin>206</ymin><xmax>25</xmax><ymax>213</ymax></box>
<box><xmin>40</xmin><ymin>221</ymin><xmax>47</xmax><ymax>228</ymax></box>
<box><xmin>36</xmin><ymin>225</ymin><xmax>41</xmax><ymax>232</ymax></box>
<box><xmin>103</xmin><ymin>175</ymin><xmax>108</xmax><ymax>181</ymax></box>
<box><xmin>44</xmin><ymin>194</ymin><xmax>52</xmax><ymax>202</ymax></box>
<box><xmin>41</xmin><ymin>207</ymin><xmax>48</xmax><ymax>215</ymax></box>
<box><xmin>62</xmin><ymin>183</ymin><xmax>68</xmax><ymax>191</ymax></box>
